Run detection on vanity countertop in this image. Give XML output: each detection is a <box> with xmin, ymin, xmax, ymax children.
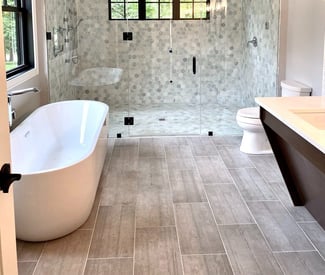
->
<box><xmin>255</xmin><ymin>96</ymin><xmax>325</xmax><ymax>154</ymax></box>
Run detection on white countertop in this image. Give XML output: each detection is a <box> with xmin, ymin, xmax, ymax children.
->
<box><xmin>255</xmin><ymin>96</ymin><xmax>325</xmax><ymax>154</ymax></box>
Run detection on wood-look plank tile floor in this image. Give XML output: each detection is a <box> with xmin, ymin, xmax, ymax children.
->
<box><xmin>17</xmin><ymin>137</ymin><xmax>325</xmax><ymax>275</ymax></box>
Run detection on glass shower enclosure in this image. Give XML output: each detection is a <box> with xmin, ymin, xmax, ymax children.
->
<box><xmin>103</xmin><ymin>1</ymin><xmax>211</xmax><ymax>137</ymax></box>
<box><xmin>45</xmin><ymin>0</ymin><xmax>280</xmax><ymax>138</ymax></box>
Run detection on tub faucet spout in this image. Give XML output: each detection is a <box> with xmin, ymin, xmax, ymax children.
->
<box><xmin>8</xmin><ymin>98</ymin><xmax>15</xmax><ymax>127</ymax></box>
<box><xmin>8</xmin><ymin>87</ymin><xmax>40</xmax><ymax>97</ymax></box>
<box><xmin>7</xmin><ymin>87</ymin><xmax>40</xmax><ymax>127</ymax></box>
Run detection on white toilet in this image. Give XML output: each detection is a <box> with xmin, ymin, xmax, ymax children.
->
<box><xmin>236</xmin><ymin>80</ymin><xmax>312</xmax><ymax>154</ymax></box>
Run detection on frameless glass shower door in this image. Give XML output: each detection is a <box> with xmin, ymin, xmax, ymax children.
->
<box><xmin>200</xmin><ymin>1</ymin><xmax>244</xmax><ymax>136</ymax></box>
<box><xmin>125</xmin><ymin>0</ymin><xmax>239</xmax><ymax>137</ymax></box>
<box><xmin>124</xmin><ymin>2</ymin><xmax>210</xmax><ymax>136</ymax></box>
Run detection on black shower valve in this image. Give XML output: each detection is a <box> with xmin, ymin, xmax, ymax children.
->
<box><xmin>123</xmin><ymin>32</ymin><xmax>133</xmax><ymax>41</ymax></box>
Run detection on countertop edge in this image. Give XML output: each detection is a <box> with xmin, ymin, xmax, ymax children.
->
<box><xmin>255</xmin><ymin>97</ymin><xmax>325</xmax><ymax>154</ymax></box>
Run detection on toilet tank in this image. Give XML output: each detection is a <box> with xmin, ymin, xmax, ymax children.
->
<box><xmin>280</xmin><ymin>80</ymin><xmax>312</xmax><ymax>96</ymax></box>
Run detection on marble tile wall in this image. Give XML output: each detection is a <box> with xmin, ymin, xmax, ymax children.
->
<box><xmin>72</xmin><ymin>0</ymin><xmax>246</xmax><ymax>107</ymax></box>
<box><xmin>45</xmin><ymin>0</ymin><xmax>79</xmax><ymax>102</ymax></box>
<box><xmin>46</xmin><ymin>0</ymin><xmax>280</xmax><ymax>128</ymax></box>
<box><xmin>73</xmin><ymin>0</ymin><xmax>279</xmax><ymax>107</ymax></box>
<box><xmin>241</xmin><ymin>0</ymin><xmax>280</xmax><ymax>106</ymax></box>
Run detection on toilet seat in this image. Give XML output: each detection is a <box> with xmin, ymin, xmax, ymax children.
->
<box><xmin>237</xmin><ymin>107</ymin><xmax>259</xmax><ymax>118</ymax></box>
<box><xmin>236</xmin><ymin>107</ymin><xmax>261</xmax><ymax>126</ymax></box>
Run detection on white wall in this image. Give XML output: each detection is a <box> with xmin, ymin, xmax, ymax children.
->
<box><xmin>323</xmin><ymin>37</ymin><xmax>325</xmax><ymax>94</ymax></box>
<box><xmin>283</xmin><ymin>0</ymin><xmax>325</xmax><ymax>96</ymax></box>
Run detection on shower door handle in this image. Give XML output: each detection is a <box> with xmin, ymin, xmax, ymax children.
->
<box><xmin>193</xmin><ymin>56</ymin><xmax>196</xmax><ymax>75</ymax></box>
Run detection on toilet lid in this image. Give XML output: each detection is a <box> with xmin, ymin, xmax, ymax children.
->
<box><xmin>237</xmin><ymin>107</ymin><xmax>260</xmax><ymax>119</ymax></box>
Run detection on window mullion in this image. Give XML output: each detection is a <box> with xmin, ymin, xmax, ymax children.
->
<box><xmin>123</xmin><ymin>0</ymin><xmax>126</xmax><ymax>18</ymax></box>
<box><xmin>206</xmin><ymin>0</ymin><xmax>210</xmax><ymax>19</ymax></box>
<box><xmin>108</xmin><ymin>0</ymin><xmax>209</xmax><ymax>20</ymax></box>
<box><xmin>139</xmin><ymin>0</ymin><xmax>145</xmax><ymax>20</ymax></box>
<box><xmin>16</xmin><ymin>11</ymin><xmax>23</xmax><ymax>65</ymax></box>
<box><xmin>192</xmin><ymin>0</ymin><xmax>194</xmax><ymax>18</ymax></box>
<box><xmin>173</xmin><ymin>0</ymin><xmax>179</xmax><ymax>20</ymax></box>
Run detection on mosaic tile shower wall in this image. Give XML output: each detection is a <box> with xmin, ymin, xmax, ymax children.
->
<box><xmin>46</xmin><ymin>0</ymin><xmax>280</xmax><ymax>135</ymax></box>
<box><xmin>75</xmin><ymin>0</ymin><xmax>245</xmax><ymax>107</ymax></box>
<box><xmin>45</xmin><ymin>0</ymin><xmax>79</xmax><ymax>102</ymax></box>
<box><xmin>241</xmin><ymin>0</ymin><xmax>280</xmax><ymax>106</ymax></box>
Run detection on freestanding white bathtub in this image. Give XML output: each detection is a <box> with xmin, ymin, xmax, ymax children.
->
<box><xmin>10</xmin><ymin>100</ymin><xmax>108</xmax><ymax>241</ymax></box>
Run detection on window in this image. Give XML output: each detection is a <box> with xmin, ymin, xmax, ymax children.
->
<box><xmin>2</xmin><ymin>0</ymin><xmax>34</xmax><ymax>79</ymax></box>
<box><xmin>109</xmin><ymin>0</ymin><xmax>210</xmax><ymax>20</ymax></box>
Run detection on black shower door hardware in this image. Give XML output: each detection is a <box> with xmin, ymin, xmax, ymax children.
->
<box><xmin>123</xmin><ymin>32</ymin><xmax>133</xmax><ymax>41</ymax></box>
<box><xmin>124</xmin><ymin>117</ymin><xmax>134</xmax><ymax>125</ymax></box>
<box><xmin>193</xmin><ymin>56</ymin><xmax>196</xmax><ymax>75</ymax></box>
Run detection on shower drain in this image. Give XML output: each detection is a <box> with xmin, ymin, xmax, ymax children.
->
<box><xmin>158</xmin><ymin>118</ymin><xmax>166</xmax><ymax>121</ymax></box>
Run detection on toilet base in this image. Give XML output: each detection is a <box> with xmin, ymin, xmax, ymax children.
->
<box><xmin>240</xmin><ymin>130</ymin><xmax>272</xmax><ymax>154</ymax></box>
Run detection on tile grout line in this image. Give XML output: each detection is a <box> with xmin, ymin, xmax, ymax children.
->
<box><xmin>244</xmin><ymin>154</ymin><xmax>321</xmax><ymax>272</ymax></box>
<box><xmin>295</xmin><ymin>223</ymin><xmax>325</xmax><ymax>262</ymax></box>
<box><xmin>189</xmin><ymin>138</ymin><xmax>236</xmax><ymax>275</ymax></box>
<box><xmin>214</xmin><ymin>144</ymin><xmax>324</xmax><ymax>268</ymax></box>
<box><xmin>164</xmin><ymin>138</ymin><xmax>186</xmax><ymax>275</ymax></box>
<box><xmin>266</xmin><ymin>182</ymin><xmax>324</xmax><ymax>258</ymax></box>
<box><xmin>221</xmin><ymin>148</ymin><xmax>286</xmax><ymax>274</ymax></box>
<box><xmin>212</xmin><ymin>142</ymin><xmax>287</xmax><ymax>274</ymax></box>
<box><xmin>182</xmin><ymin>252</ymin><xmax>229</xmax><ymax>257</ymax></box>
<box><xmin>171</xmin><ymin>203</ymin><xmax>186</xmax><ymax>275</ymax></box>
<box><xmin>227</xmin><ymin>165</ymin><xmax>279</xmax><ymax>202</ymax></box>
<box><xmin>132</xmin><ymin>208</ymin><xmax>137</xmax><ymax>275</ymax></box>
<box><xmin>31</xmin><ymin>241</ymin><xmax>47</xmax><ymax>275</ymax></box>
<box><xmin>17</xmin><ymin>260</ymin><xmax>38</xmax><ymax>263</ymax></box>
<box><xmin>272</xmin><ymin>249</ymin><xmax>321</xmax><ymax>254</ymax></box>
<box><xmin>135</xmin><ymin>225</ymin><xmax>180</xmax><ymax>229</ymax></box>
<box><xmin>82</xmin><ymin>139</ymin><xmax>115</xmax><ymax>275</ymax></box>
<box><xmin>81</xmin><ymin>202</ymin><xmax>101</xmax><ymax>275</ymax></box>
<box><xmin>87</xmin><ymin>257</ymin><xmax>134</xmax><ymax>260</ymax></box>
<box><xmin>224</xmin><ymin>156</ymin><xmax>287</xmax><ymax>273</ymax></box>
<box><xmin>248</xmin><ymin>155</ymin><xmax>323</xmax><ymax>259</ymax></box>
<box><xmin>297</xmin><ymin>221</ymin><xmax>319</xmax><ymax>224</ymax></box>
<box><xmin>132</xmin><ymin>138</ymin><xmax>140</xmax><ymax>275</ymax></box>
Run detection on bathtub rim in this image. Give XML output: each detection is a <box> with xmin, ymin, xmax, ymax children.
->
<box><xmin>10</xmin><ymin>99</ymin><xmax>109</xmax><ymax>176</ymax></box>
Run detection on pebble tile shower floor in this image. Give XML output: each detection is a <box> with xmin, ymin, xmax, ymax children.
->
<box><xmin>17</xmin><ymin>137</ymin><xmax>325</xmax><ymax>275</ymax></box>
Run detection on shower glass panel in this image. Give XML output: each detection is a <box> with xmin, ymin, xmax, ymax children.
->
<box><xmin>44</xmin><ymin>0</ymin><xmax>280</xmax><ymax>138</ymax></box>
<box><xmin>127</xmin><ymin>21</ymin><xmax>201</xmax><ymax>136</ymax></box>
<box><xmin>126</xmin><ymin>13</ymin><xmax>204</xmax><ymax>136</ymax></box>
<box><xmin>200</xmin><ymin>1</ymin><xmax>245</xmax><ymax>136</ymax></box>
<box><xmin>124</xmin><ymin>0</ymin><xmax>245</xmax><ymax>137</ymax></box>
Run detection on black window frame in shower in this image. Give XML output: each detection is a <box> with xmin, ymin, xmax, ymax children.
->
<box><xmin>108</xmin><ymin>0</ymin><xmax>210</xmax><ymax>20</ymax></box>
<box><xmin>2</xmin><ymin>0</ymin><xmax>34</xmax><ymax>79</ymax></box>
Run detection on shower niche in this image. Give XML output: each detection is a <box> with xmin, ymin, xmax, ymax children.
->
<box><xmin>52</xmin><ymin>27</ymin><xmax>64</xmax><ymax>56</ymax></box>
<box><xmin>69</xmin><ymin>67</ymin><xmax>123</xmax><ymax>87</ymax></box>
